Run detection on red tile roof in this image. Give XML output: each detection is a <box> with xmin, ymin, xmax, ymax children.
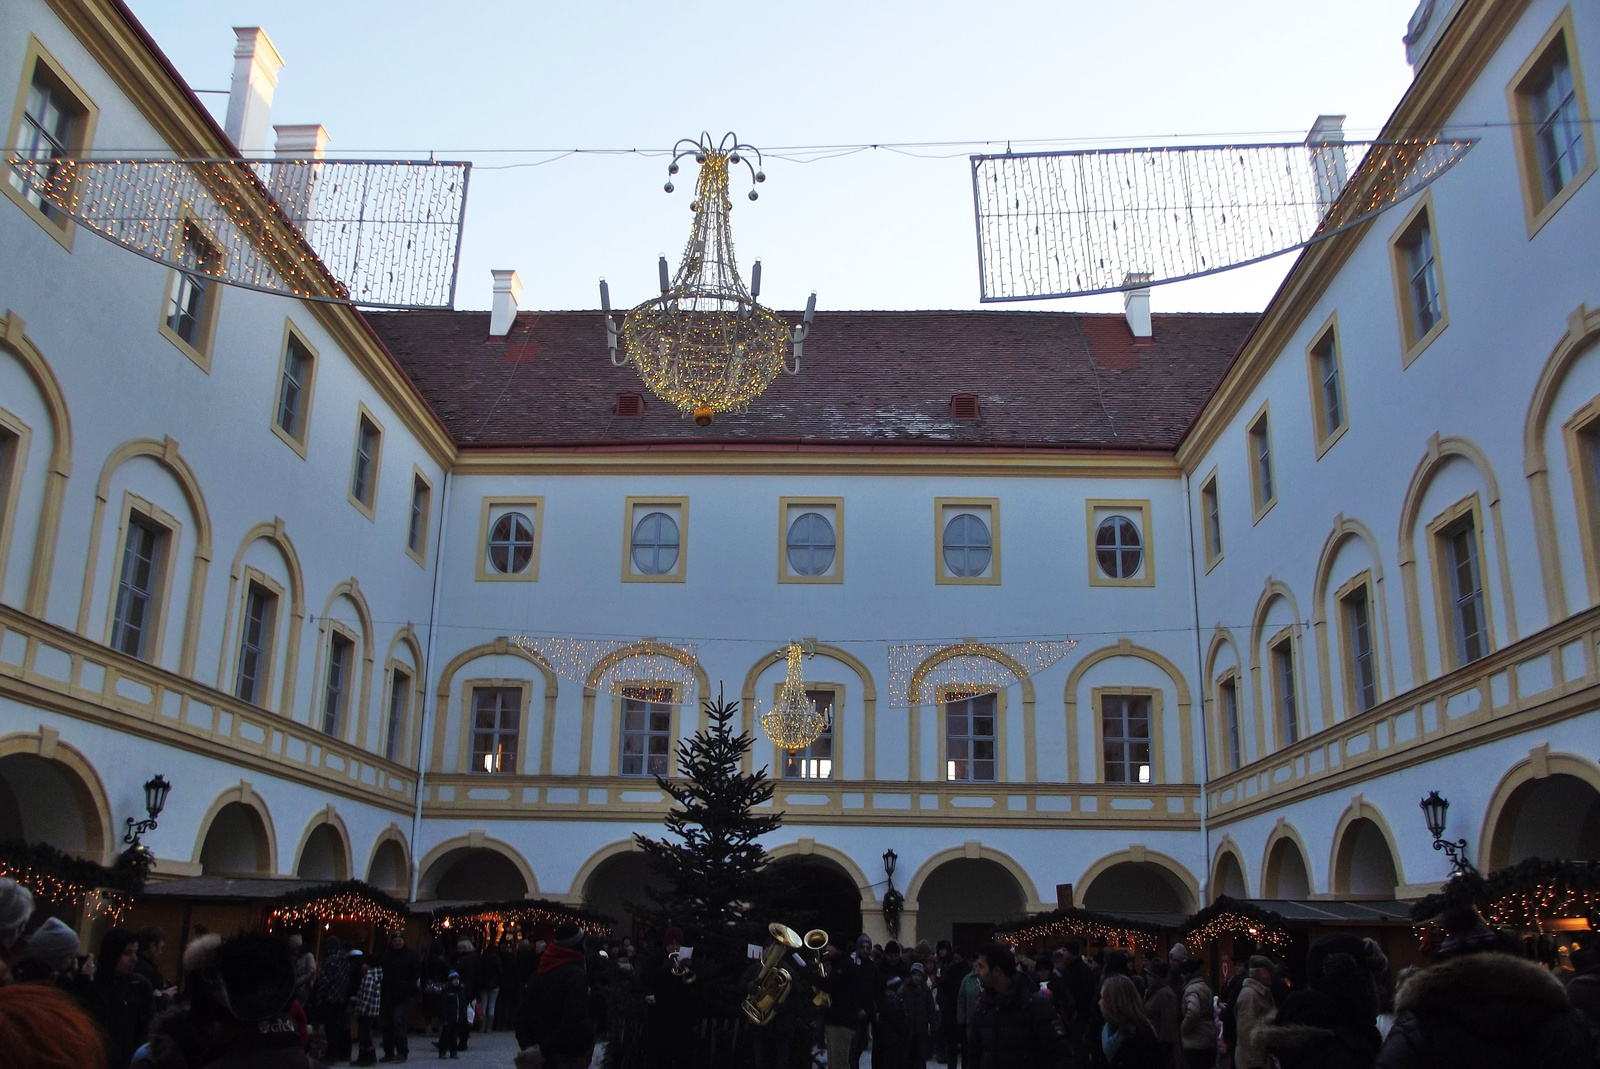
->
<box><xmin>362</xmin><ymin>309</ymin><xmax>1257</xmax><ymax>450</ymax></box>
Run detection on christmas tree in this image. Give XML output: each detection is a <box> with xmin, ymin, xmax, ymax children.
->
<box><xmin>634</xmin><ymin>685</ymin><xmax>783</xmax><ymax>983</ymax></box>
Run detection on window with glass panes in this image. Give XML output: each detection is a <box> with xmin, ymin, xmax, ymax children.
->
<box><xmin>782</xmin><ymin>690</ymin><xmax>835</xmax><ymax>779</ymax></box>
<box><xmin>1249</xmin><ymin>415</ymin><xmax>1274</xmax><ymax>508</ymax></box>
<box><xmin>1202</xmin><ymin>478</ymin><xmax>1223</xmax><ymax>561</ymax></box>
<box><xmin>620</xmin><ymin>687</ymin><xmax>673</xmax><ymax>777</ymax></box>
<box><xmin>276</xmin><ymin>336</ymin><xmax>312</xmax><ymax>440</ymax></box>
<box><xmin>1272</xmin><ymin>639</ymin><xmax>1299</xmax><ymax>745</ymax></box>
<box><xmin>166</xmin><ymin>224</ymin><xmax>218</xmax><ymax>347</ymax></box>
<box><xmin>1312</xmin><ymin>331</ymin><xmax>1344</xmax><ymax>439</ymax></box>
<box><xmin>1095</xmin><ymin>515</ymin><xmax>1143</xmax><ymax>579</ymax></box>
<box><xmin>470</xmin><ymin>686</ymin><xmax>520</xmax><ymax>773</ymax></box>
<box><xmin>385</xmin><ymin>669</ymin><xmax>411</xmax><ymax>762</ymax></box>
<box><xmin>631</xmin><ymin>512</ymin><xmax>680</xmax><ymax>575</ymax></box>
<box><xmin>1443</xmin><ymin>519</ymin><xmax>1487</xmax><ymax>665</ymax></box>
<box><xmin>110</xmin><ymin>516</ymin><xmax>164</xmax><ymax>658</ymax></box>
<box><xmin>9</xmin><ymin>72</ymin><xmax>77</xmax><ymax>218</ymax></box>
<box><xmin>786</xmin><ymin>513</ymin><xmax>836</xmax><ymax>576</ymax></box>
<box><xmin>1402</xmin><ymin>214</ymin><xmax>1442</xmax><ymax>340</ymax></box>
<box><xmin>942</xmin><ymin>513</ymin><xmax>992</xmax><ymax>578</ymax></box>
<box><xmin>408</xmin><ymin>476</ymin><xmax>430</xmax><ymax>555</ymax></box>
<box><xmin>1219</xmin><ymin>677</ymin><xmax>1242</xmax><ymax>771</ymax></box>
<box><xmin>350</xmin><ymin>417</ymin><xmax>379</xmax><ymax>507</ymax></box>
<box><xmin>944</xmin><ymin>692</ymin><xmax>996</xmax><ymax>782</ymax></box>
<box><xmin>1342</xmin><ymin>586</ymin><xmax>1378</xmax><ymax>712</ymax></box>
<box><xmin>487</xmin><ymin>512</ymin><xmax>535</xmax><ymax>573</ymax></box>
<box><xmin>234</xmin><ymin>582</ymin><xmax>277</xmax><ymax>704</ymax></box>
<box><xmin>1101</xmin><ymin>694</ymin><xmax>1152</xmax><ymax>784</ymax></box>
<box><xmin>1528</xmin><ymin>43</ymin><xmax>1587</xmax><ymax>202</ymax></box>
<box><xmin>321</xmin><ymin>633</ymin><xmax>353</xmax><ymax>736</ymax></box>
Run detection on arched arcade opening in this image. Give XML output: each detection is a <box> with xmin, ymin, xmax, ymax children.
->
<box><xmin>0</xmin><ymin>752</ymin><xmax>106</xmax><ymax>858</ymax></box>
<box><xmin>1333</xmin><ymin>818</ymin><xmax>1400</xmax><ymax>898</ymax></box>
<box><xmin>1081</xmin><ymin>861</ymin><xmax>1194</xmax><ymax>913</ymax></box>
<box><xmin>199</xmin><ymin>802</ymin><xmax>272</xmax><ymax>875</ymax></box>
<box><xmin>581</xmin><ymin>849</ymin><xmax>669</xmax><ymax>939</ymax></box>
<box><xmin>914</xmin><ymin>857</ymin><xmax>1025</xmax><ymax>953</ymax></box>
<box><xmin>1488</xmin><ymin>773</ymin><xmax>1600</xmax><ymax>870</ymax></box>
<box><xmin>420</xmin><ymin>846</ymin><xmax>530</xmax><ymax>901</ymax></box>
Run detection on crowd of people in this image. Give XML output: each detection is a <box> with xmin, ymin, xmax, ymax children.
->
<box><xmin>5</xmin><ymin>874</ymin><xmax>1600</xmax><ymax>1069</ymax></box>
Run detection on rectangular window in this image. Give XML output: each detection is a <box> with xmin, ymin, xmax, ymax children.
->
<box><xmin>1510</xmin><ymin>13</ymin><xmax>1594</xmax><ymax>232</ymax></box>
<box><xmin>620</xmin><ymin>687</ymin><xmax>673</xmax><ymax>777</ymax></box>
<box><xmin>164</xmin><ymin>223</ymin><xmax>219</xmax><ymax>349</ymax></box>
<box><xmin>350</xmin><ymin>415</ymin><xmax>380</xmax><ymax>510</ymax></box>
<box><xmin>1402</xmin><ymin>215</ymin><xmax>1441</xmax><ymax>340</ymax></box>
<box><xmin>276</xmin><ymin>334</ymin><xmax>313</xmax><ymax>442</ymax></box>
<box><xmin>1307</xmin><ymin>321</ymin><xmax>1346</xmax><ymax>449</ymax></box>
<box><xmin>1100</xmin><ymin>694</ymin><xmax>1152</xmax><ymax>784</ymax></box>
<box><xmin>110</xmin><ymin>515</ymin><xmax>165</xmax><ymax>658</ymax></box>
<box><xmin>1272</xmin><ymin>638</ymin><xmax>1299</xmax><ymax>746</ymax></box>
<box><xmin>1444</xmin><ymin>519</ymin><xmax>1487</xmax><ymax>666</ymax></box>
<box><xmin>782</xmin><ymin>689</ymin><xmax>836</xmax><ymax>779</ymax></box>
<box><xmin>0</xmin><ymin>425</ymin><xmax>20</xmax><ymax>556</ymax></box>
<box><xmin>321</xmin><ymin>632</ymin><xmax>353</xmax><ymax>736</ymax></box>
<box><xmin>1248</xmin><ymin>409</ymin><xmax>1274</xmax><ymax>517</ymax></box>
<box><xmin>385</xmin><ymin>669</ymin><xmax>411</xmax><ymax>763</ymax></box>
<box><xmin>408</xmin><ymin>473</ymin><xmax>431</xmax><ymax>558</ymax></box>
<box><xmin>1201</xmin><ymin>473</ymin><xmax>1223</xmax><ymax>565</ymax></box>
<box><xmin>234</xmin><ymin>581</ymin><xmax>277</xmax><ymax>705</ymax></box>
<box><xmin>944</xmin><ymin>692</ymin><xmax>997</xmax><ymax>782</ymax></box>
<box><xmin>1529</xmin><ymin>46</ymin><xmax>1587</xmax><ymax>201</ymax></box>
<box><xmin>470</xmin><ymin>686</ymin><xmax>520</xmax><ymax>773</ymax></box>
<box><xmin>9</xmin><ymin>72</ymin><xmax>77</xmax><ymax>219</ymax></box>
<box><xmin>1342</xmin><ymin>586</ymin><xmax>1379</xmax><ymax>712</ymax></box>
<box><xmin>1219</xmin><ymin>676</ymin><xmax>1242</xmax><ymax>772</ymax></box>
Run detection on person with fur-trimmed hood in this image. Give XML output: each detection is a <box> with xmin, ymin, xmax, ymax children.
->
<box><xmin>1373</xmin><ymin>910</ymin><xmax>1595</xmax><ymax>1069</ymax></box>
<box><xmin>1258</xmin><ymin>934</ymin><xmax>1386</xmax><ymax>1069</ymax></box>
<box><xmin>140</xmin><ymin>931</ymin><xmax>319</xmax><ymax>1069</ymax></box>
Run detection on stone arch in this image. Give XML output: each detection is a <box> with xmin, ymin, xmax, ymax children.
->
<box><xmin>432</xmin><ymin>638</ymin><xmax>558</xmax><ymax>775</ymax></box>
<box><xmin>1064</xmin><ymin>638</ymin><xmax>1195</xmax><ymax>783</ymax></box>
<box><xmin>741</xmin><ymin>644</ymin><xmax>879</xmax><ymax>777</ymax></box>
<box><xmin>578</xmin><ymin>642</ymin><xmax>708</xmax><ymax>777</ymax></box>
<box><xmin>1310</xmin><ymin>515</ymin><xmax>1399</xmax><ymax>720</ymax></box>
<box><xmin>1481</xmin><ymin>750</ymin><xmax>1600</xmax><ymax>871</ymax></box>
<box><xmin>0</xmin><ymin>311</ymin><xmax>73</xmax><ymax>615</ymax></box>
<box><xmin>364</xmin><ymin>824</ymin><xmax>412</xmax><ymax>895</ymax></box>
<box><xmin>1078</xmin><ymin>848</ymin><xmax>1199</xmax><ymax>912</ymax></box>
<box><xmin>1397</xmin><ymin>434</ymin><xmax>1519</xmax><ymax>681</ymax></box>
<box><xmin>1211</xmin><ymin>837</ymin><xmax>1251</xmax><ymax>900</ymax></box>
<box><xmin>1329</xmin><ymin>797</ymin><xmax>1405</xmax><ymax>897</ymax></box>
<box><xmin>1523</xmin><ymin>304</ymin><xmax>1600</xmax><ymax>621</ymax></box>
<box><xmin>78</xmin><ymin>436</ymin><xmax>214</xmax><ymax>675</ymax></box>
<box><xmin>292</xmin><ymin>806</ymin><xmax>353</xmax><ymax>881</ymax></box>
<box><xmin>904</xmin><ymin>842</ymin><xmax>1044</xmax><ymax>914</ymax></box>
<box><xmin>193</xmin><ymin>782</ymin><xmax>277</xmax><ymax>875</ymax></box>
<box><xmin>767</xmin><ymin>840</ymin><xmax>877</xmax><ymax>908</ymax></box>
<box><xmin>0</xmin><ymin>730</ymin><xmax>111</xmax><ymax>862</ymax></box>
<box><xmin>417</xmin><ymin>833</ymin><xmax>537</xmax><ymax>901</ymax></box>
<box><xmin>1204</xmin><ymin>626</ymin><xmax>1246</xmax><ymax>773</ymax></box>
<box><xmin>1248</xmin><ymin>578</ymin><xmax>1309</xmax><ymax>755</ymax></box>
<box><xmin>571</xmin><ymin>839</ymin><xmax>664</xmax><ymax>935</ymax></box>
<box><xmin>1261</xmin><ymin>821</ymin><xmax>1314</xmax><ymax>899</ymax></box>
<box><xmin>216</xmin><ymin>519</ymin><xmax>307</xmax><ymax>715</ymax></box>
<box><xmin>313</xmin><ymin>580</ymin><xmax>376</xmax><ymax>746</ymax></box>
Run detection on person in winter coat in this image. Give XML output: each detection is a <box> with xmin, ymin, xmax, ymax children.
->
<box><xmin>380</xmin><ymin>932</ymin><xmax>421</xmax><ymax>1062</ymax></box>
<box><xmin>1373</xmin><ymin>924</ymin><xmax>1594</xmax><ymax>1069</ymax></box>
<box><xmin>313</xmin><ymin>936</ymin><xmax>352</xmax><ymax>1063</ymax></box>
<box><xmin>938</xmin><ymin>948</ymin><xmax>972</xmax><ymax>1069</ymax></box>
<box><xmin>516</xmin><ymin>921</ymin><xmax>594</xmax><ymax>1069</ymax></box>
<box><xmin>134</xmin><ymin>928</ymin><xmax>178</xmax><ymax>1015</ymax></box>
<box><xmin>846</xmin><ymin>934</ymin><xmax>881</xmax><ymax>1069</ymax></box>
<box><xmin>904</xmin><ymin>962</ymin><xmax>937</xmax><ymax>1069</ymax></box>
<box><xmin>967</xmin><ymin>943</ymin><xmax>1072</xmax><ymax>1069</ymax></box>
<box><xmin>1175</xmin><ymin>959</ymin><xmax>1213</xmax><ymax>1069</ymax></box>
<box><xmin>91</xmin><ymin>928</ymin><xmax>155</xmax><ymax>1069</ymax></box>
<box><xmin>1093</xmin><ymin>975</ymin><xmax>1167</xmax><ymax>1069</ymax></box>
<box><xmin>820</xmin><ymin>941</ymin><xmax>860</xmax><ymax>1069</ymax></box>
<box><xmin>1138</xmin><ymin>962</ymin><xmax>1179</xmax><ymax>1069</ymax></box>
<box><xmin>878</xmin><ymin>976</ymin><xmax>911</xmax><ymax>1069</ymax></box>
<box><xmin>1231</xmin><ymin>956</ymin><xmax>1276</xmax><ymax>1069</ymax></box>
<box><xmin>476</xmin><ymin>944</ymin><xmax>502</xmax><ymax>1033</ymax></box>
<box><xmin>1259</xmin><ymin>934</ymin><xmax>1386</xmax><ymax>1069</ymax></box>
<box><xmin>1566</xmin><ymin>940</ymin><xmax>1600</xmax><ymax>1031</ymax></box>
<box><xmin>435</xmin><ymin>973</ymin><xmax>467</xmax><ymax>1059</ymax></box>
<box><xmin>352</xmin><ymin>952</ymin><xmax>384</xmax><ymax>1066</ymax></box>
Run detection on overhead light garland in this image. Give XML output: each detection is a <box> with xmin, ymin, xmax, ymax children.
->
<box><xmin>0</xmin><ymin>839</ymin><xmax>137</xmax><ymax>923</ymax></box>
<box><xmin>760</xmin><ymin>642</ymin><xmax>830</xmax><ymax>752</ymax></box>
<box><xmin>601</xmin><ymin>132</ymin><xmax>816</xmax><ymax>426</ymax></box>
<box><xmin>511</xmin><ymin>635</ymin><xmax>700</xmax><ymax>704</ymax></box>
<box><xmin>890</xmin><ymin>639</ymin><xmax>1077</xmax><ymax>707</ymax></box>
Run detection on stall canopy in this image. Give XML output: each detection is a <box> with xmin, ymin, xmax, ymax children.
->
<box><xmin>427</xmin><ymin>897</ymin><xmax>614</xmax><ymax>942</ymax></box>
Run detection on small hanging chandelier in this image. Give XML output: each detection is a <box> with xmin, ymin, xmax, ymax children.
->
<box><xmin>761</xmin><ymin>642</ymin><xmax>829</xmax><ymax>752</ymax></box>
<box><xmin>601</xmin><ymin>133</ymin><xmax>816</xmax><ymax>426</ymax></box>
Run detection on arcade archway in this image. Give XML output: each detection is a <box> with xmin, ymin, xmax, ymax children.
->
<box><xmin>420</xmin><ymin>846</ymin><xmax>530</xmax><ymax>901</ymax></box>
<box><xmin>1081</xmin><ymin>861</ymin><xmax>1193</xmax><ymax>913</ymax></box>
<box><xmin>1488</xmin><ymin>772</ymin><xmax>1600</xmax><ymax>869</ymax></box>
<box><xmin>199</xmin><ymin>801</ymin><xmax>273</xmax><ymax>875</ymax></box>
<box><xmin>0</xmin><ymin>751</ymin><xmax>107</xmax><ymax>858</ymax></box>
<box><xmin>914</xmin><ymin>857</ymin><xmax>1025</xmax><ymax>952</ymax></box>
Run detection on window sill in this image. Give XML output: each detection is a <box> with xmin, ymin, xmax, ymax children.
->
<box><xmin>1400</xmin><ymin>316</ymin><xmax>1449</xmax><ymax>369</ymax></box>
<box><xmin>347</xmin><ymin>493</ymin><xmax>377</xmax><ymax>523</ymax></box>
<box><xmin>1313</xmin><ymin>420</ymin><xmax>1349</xmax><ymax>460</ymax></box>
<box><xmin>1251</xmin><ymin>496</ymin><xmax>1277</xmax><ymax>526</ymax></box>
<box><xmin>2</xmin><ymin>181</ymin><xmax>75</xmax><ymax>251</ymax></box>
<box><xmin>269</xmin><ymin>421</ymin><xmax>310</xmax><ymax>459</ymax></box>
<box><xmin>1524</xmin><ymin>157</ymin><xmax>1595</xmax><ymax>239</ymax></box>
<box><xmin>158</xmin><ymin>320</ymin><xmax>213</xmax><ymax>373</ymax></box>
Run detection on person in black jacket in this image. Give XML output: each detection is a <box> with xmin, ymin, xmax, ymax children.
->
<box><xmin>448</xmin><ymin>940</ymin><xmax>479</xmax><ymax>1049</ymax></box>
<box><xmin>516</xmin><ymin>922</ymin><xmax>595</xmax><ymax>1069</ymax></box>
<box><xmin>820</xmin><ymin>941</ymin><xmax>860</xmax><ymax>1069</ymax></box>
<box><xmin>90</xmin><ymin>928</ymin><xmax>154</xmax><ymax>1069</ymax></box>
<box><xmin>1259</xmin><ymin>934</ymin><xmax>1386</xmax><ymax>1069</ymax></box>
<box><xmin>436</xmin><ymin>973</ymin><xmax>467</xmax><ymax>1059</ymax></box>
<box><xmin>847</xmin><ymin>934</ymin><xmax>880</xmax><ymax>1069</ymax></box>
<box><xmin>476</xmin><ymin>940</ymin><xmax>502</xmax><ymax>1033</ymax></box>
<box><xmin>968</xmin><ymin>943</ymin><xmax>1072</xmax><ymax>1069</ymax></box>
<box><xmin>381</xmin><ymin>932</ymin><xmax>421</xmax><ymax>1062</ymax></box>
<box><xmin>937</xmin><ymin>948</ymin><xmax>972</xmax><ymax>1069</ymax></box>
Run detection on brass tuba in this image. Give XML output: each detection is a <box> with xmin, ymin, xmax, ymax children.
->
<box><xmin>741</xmin><ymin>923</ymin><xmax>803</xmax><ymax>1025</ymax></box>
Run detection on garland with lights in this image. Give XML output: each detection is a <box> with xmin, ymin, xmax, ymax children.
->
<box><xmin>429</xmin><ymin>898</ymin><xmax>613</xmax><ymax>943</ymax></box>
<box><xmin>0</xmin><ymin>839</ymin><xmax>136</xmax><ymax>923</ymax></box>
<box><xmin>1177</xmin><ymin>895</ymin><xmax>1291</xmax><ymax>951</ymax></box>
<box><xmin>266</xmin><ymin>880</ymin><xmax>408</xmax><ymax>932</ymax></box>
<box><xmin>1409</xmin><ymin>858</ymin><xmax>1600</xmax><ymax>929</ymax></box>
<box><xmin>997</xmin><ymin>906</ymin><xmax>1166</xmax><ymax>951</ymax></box>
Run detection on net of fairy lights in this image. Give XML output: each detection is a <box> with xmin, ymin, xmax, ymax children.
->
<box><xmin>999</xmin><ymin>907</ymin><xmax>1166</xmax><ymax>952</ymax></box>
<box><xmin>888</xmin><ymin>640</ymin><xmax>1077</xmax><ymax>708</ymax></box>
<box><xmin>0</xmin><ymin>840</ymin><xmax>134</xmax><ymax>923</ymax></box>
<box><xmin>612</xmin><ymin>133</ymin><xmax>803</xmax><ymax>426</ymax></box>
<box><xmin>266</xmin><ymin>879</ymin><xmax>408</xmax><ymax>932</ymax></box>
<box><xmin>759</xmin><ymin>643</ymin><xmax>831</xmax><ymax>751</ymax></box>
<box><xmin>6</xmin><ymin>155</ymin><xmax>470</xmax><ymax>309</ymax></box>
<box><xmin>971</xmin><ymin>137</ymin><xmax>1476</xmax><ymax>300</ymax></box>
<box><xmin>511</xmin><ymin>635</ymin><xmax>700</xmax><ymax>704</ymax></box>
<box><xmin>431</xmin><ymin>899</ymin><xmax>613</xmax><ymax>943</ymax></box>
<box><xmin>1177</xmin><ymin>896</ymin><xmax>1291</xmax><ymax>951</ymax></box>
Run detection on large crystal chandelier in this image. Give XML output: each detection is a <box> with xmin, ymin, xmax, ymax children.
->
<box><xmin>761</xmin><ymin>643</ymin><xmax>829</xmax><ymax>752</ymax></box>
<box><xmin>602</xmin><ymin>133</ymin><xmax>815</xmax><ymax>426</ymax></box>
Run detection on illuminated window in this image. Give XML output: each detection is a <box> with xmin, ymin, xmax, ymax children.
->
<box><xmin>1101</xmin><ymin>694</ymin><xmax>1152</xmax><ymax>784</ymax></box>
<box><xmin>781</xmin><ymin>690</ymin><xmax>835</xmax><ymax>779</ymax></box>
<box><xmin>944</xmin><ymin>693</ymin><xmax>996</xmax><ymax>782</ymax></box>
<box><xmin>470</xmin><ymin>686</ymin><xmax>520</xmax><ymax>773</ymax></box>
<box><xmin>620</xmin><ymin>687</ymin><xmax>673</xmax><ymax>777</ymax></box>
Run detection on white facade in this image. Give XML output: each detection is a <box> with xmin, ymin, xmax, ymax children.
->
<box><xmin>1</xmin><ymin>0</ymin><xmax>1597</xmax><ymax>947</ymax></box>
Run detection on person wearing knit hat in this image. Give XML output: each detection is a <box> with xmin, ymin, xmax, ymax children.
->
<box><xmin>0</xmin><ymin>879</ymin><xmax>32</xmax><ymax>952</ymax></box>
<box><xmin>24</xmin><ymin>918</ymin><xmax>79</xmax><ymax>972</ymax></box>
<box><xmin>555</xmin><ymin>921</ymin><xmax>586</xmax><ymax>948</ymax></box>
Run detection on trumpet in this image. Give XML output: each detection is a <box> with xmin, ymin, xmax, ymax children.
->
<box><xmin>804</xmin><ymin>929</ymin><xmax>832</xmax><ymax>1006</ymax></box>
<box><xmin>668</xmin><ymin>950</ymin><xmax>696</xmax><ymax>984</ymax></box>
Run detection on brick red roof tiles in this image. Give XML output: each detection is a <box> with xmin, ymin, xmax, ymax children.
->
<box><xmin>362</xmin><ymin>309</ymin><xmax>1257</xmax><ymax>450</ymax></box>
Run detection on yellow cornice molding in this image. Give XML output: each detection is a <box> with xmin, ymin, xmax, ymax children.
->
<box><xmin>1176</xmin><ymin>0</ymin><xmax>1533</xmax><ymax>471</ymax></box>
<box><xmin>451</xmin><ymin>448</ymin><xmax>1183</xmax><ymax>479</ymax></box>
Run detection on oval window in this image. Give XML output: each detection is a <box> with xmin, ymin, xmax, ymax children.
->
<box><xmin>487</xmin><ymin>512</ymin><xmax>535</xmax><ymax>573</ymax></box>
<box><xmin>786</xmin><ymin>512</ymin><xmax>836</xmax><ymax>576</ymax></box>
<box><xmin>942</xmin><ymin>513</ymin><xmax>992</xmax><ymax>578</ymax></box>
<box><xmin>1095</xmin><ymin>515</ymin><xmax>1143</xmax><ymax>579</ymax></box>
<box><xmin>631</xmin><ymin>511</ymin><xmax>680</xmax><ymax>575</ymax></box>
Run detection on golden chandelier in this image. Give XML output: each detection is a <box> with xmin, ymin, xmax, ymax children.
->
<box><xmin>761</xmin><ymin>643</ymin><xmax>829</xmax><ymax>752</ymax></box>
<box><xmin>602</xmin><ymin>133</ymin><xmax>815</xmax><ymax>426</ymax></box>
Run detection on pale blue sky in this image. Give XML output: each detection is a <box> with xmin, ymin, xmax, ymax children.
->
<box><xmin>124</xmin><ymin>0</ymin><xmax>1421</xmax><ymax>314</ymax></box>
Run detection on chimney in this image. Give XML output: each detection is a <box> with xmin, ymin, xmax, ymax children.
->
<box><xmin>1306</xmin><ymin>114</ymin><xmax>1347</xmax><ymax>214</ymax></box>
<box><xmin>224</xmin><ymin>27</ymin><xmax>284</xmax><ymax>156</ymax></box>
<box><xmin>270</xmin><ymin>124</ymin><xmax>328</xmax><ymax>231</ymax></box>
<box><xmin>489</xmin><ymin>270</ymin><xmax>522</xmax><ymax>336</ymax></box>
<box><xmin>1123</xmin><ymin>272</ymin><xmax>1152</xmax><ymax>339</ymax></box>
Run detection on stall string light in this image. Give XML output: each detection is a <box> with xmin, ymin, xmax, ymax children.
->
<box><xmin>266</xmin><ymin>881</ymin><xmax>408</xmax><ymax>932</ymax></box>
<box><xmin>1001</xmin><ymin>910</ymin><xmax>1163</xmax><ymax>952</ymax></box>
<box><xmin>0</xmin><ymin>840</ymin><xmax>135</xmax><ymax>923</ymax></box>
<box><xmin>430</xmin><ymin>900</ymin><xmax>613</xmax><ymax>942</ymax></box>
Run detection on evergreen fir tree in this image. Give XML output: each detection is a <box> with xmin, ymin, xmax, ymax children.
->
<box><xmin>634</xmin><ymin>685</ymin><xmax>783</xmax><ymax>982</ymax></box>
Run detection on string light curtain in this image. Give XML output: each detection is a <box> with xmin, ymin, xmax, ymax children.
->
<box><xmin>972</xmin><ymin>137</ymin><xmax>1475</xmax><ymax>300</ymax></box>
<box><xmin>430</xmin><ymin>898</ymin><xmax>613</xmax><ymax>943</ymax></box>
<box><xmin>889</xmin><ymin>639</ymin><xmax>1077</xmax><ymax>707</ymax></box>
<box><xmin>511</xmin><ymin>635</ymin><xmax>700</xmax><ymax>704</ymax></box>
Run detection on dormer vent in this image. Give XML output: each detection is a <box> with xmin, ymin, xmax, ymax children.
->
<box><xmin>615</xmin><ymin>393</ymin><xmax>646</xmax><ymax>418</ymax></box>
<box><xmin>950</xmin><ymin>394</ymin><xmax>980</xmax><ymax>420</ymax></box>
